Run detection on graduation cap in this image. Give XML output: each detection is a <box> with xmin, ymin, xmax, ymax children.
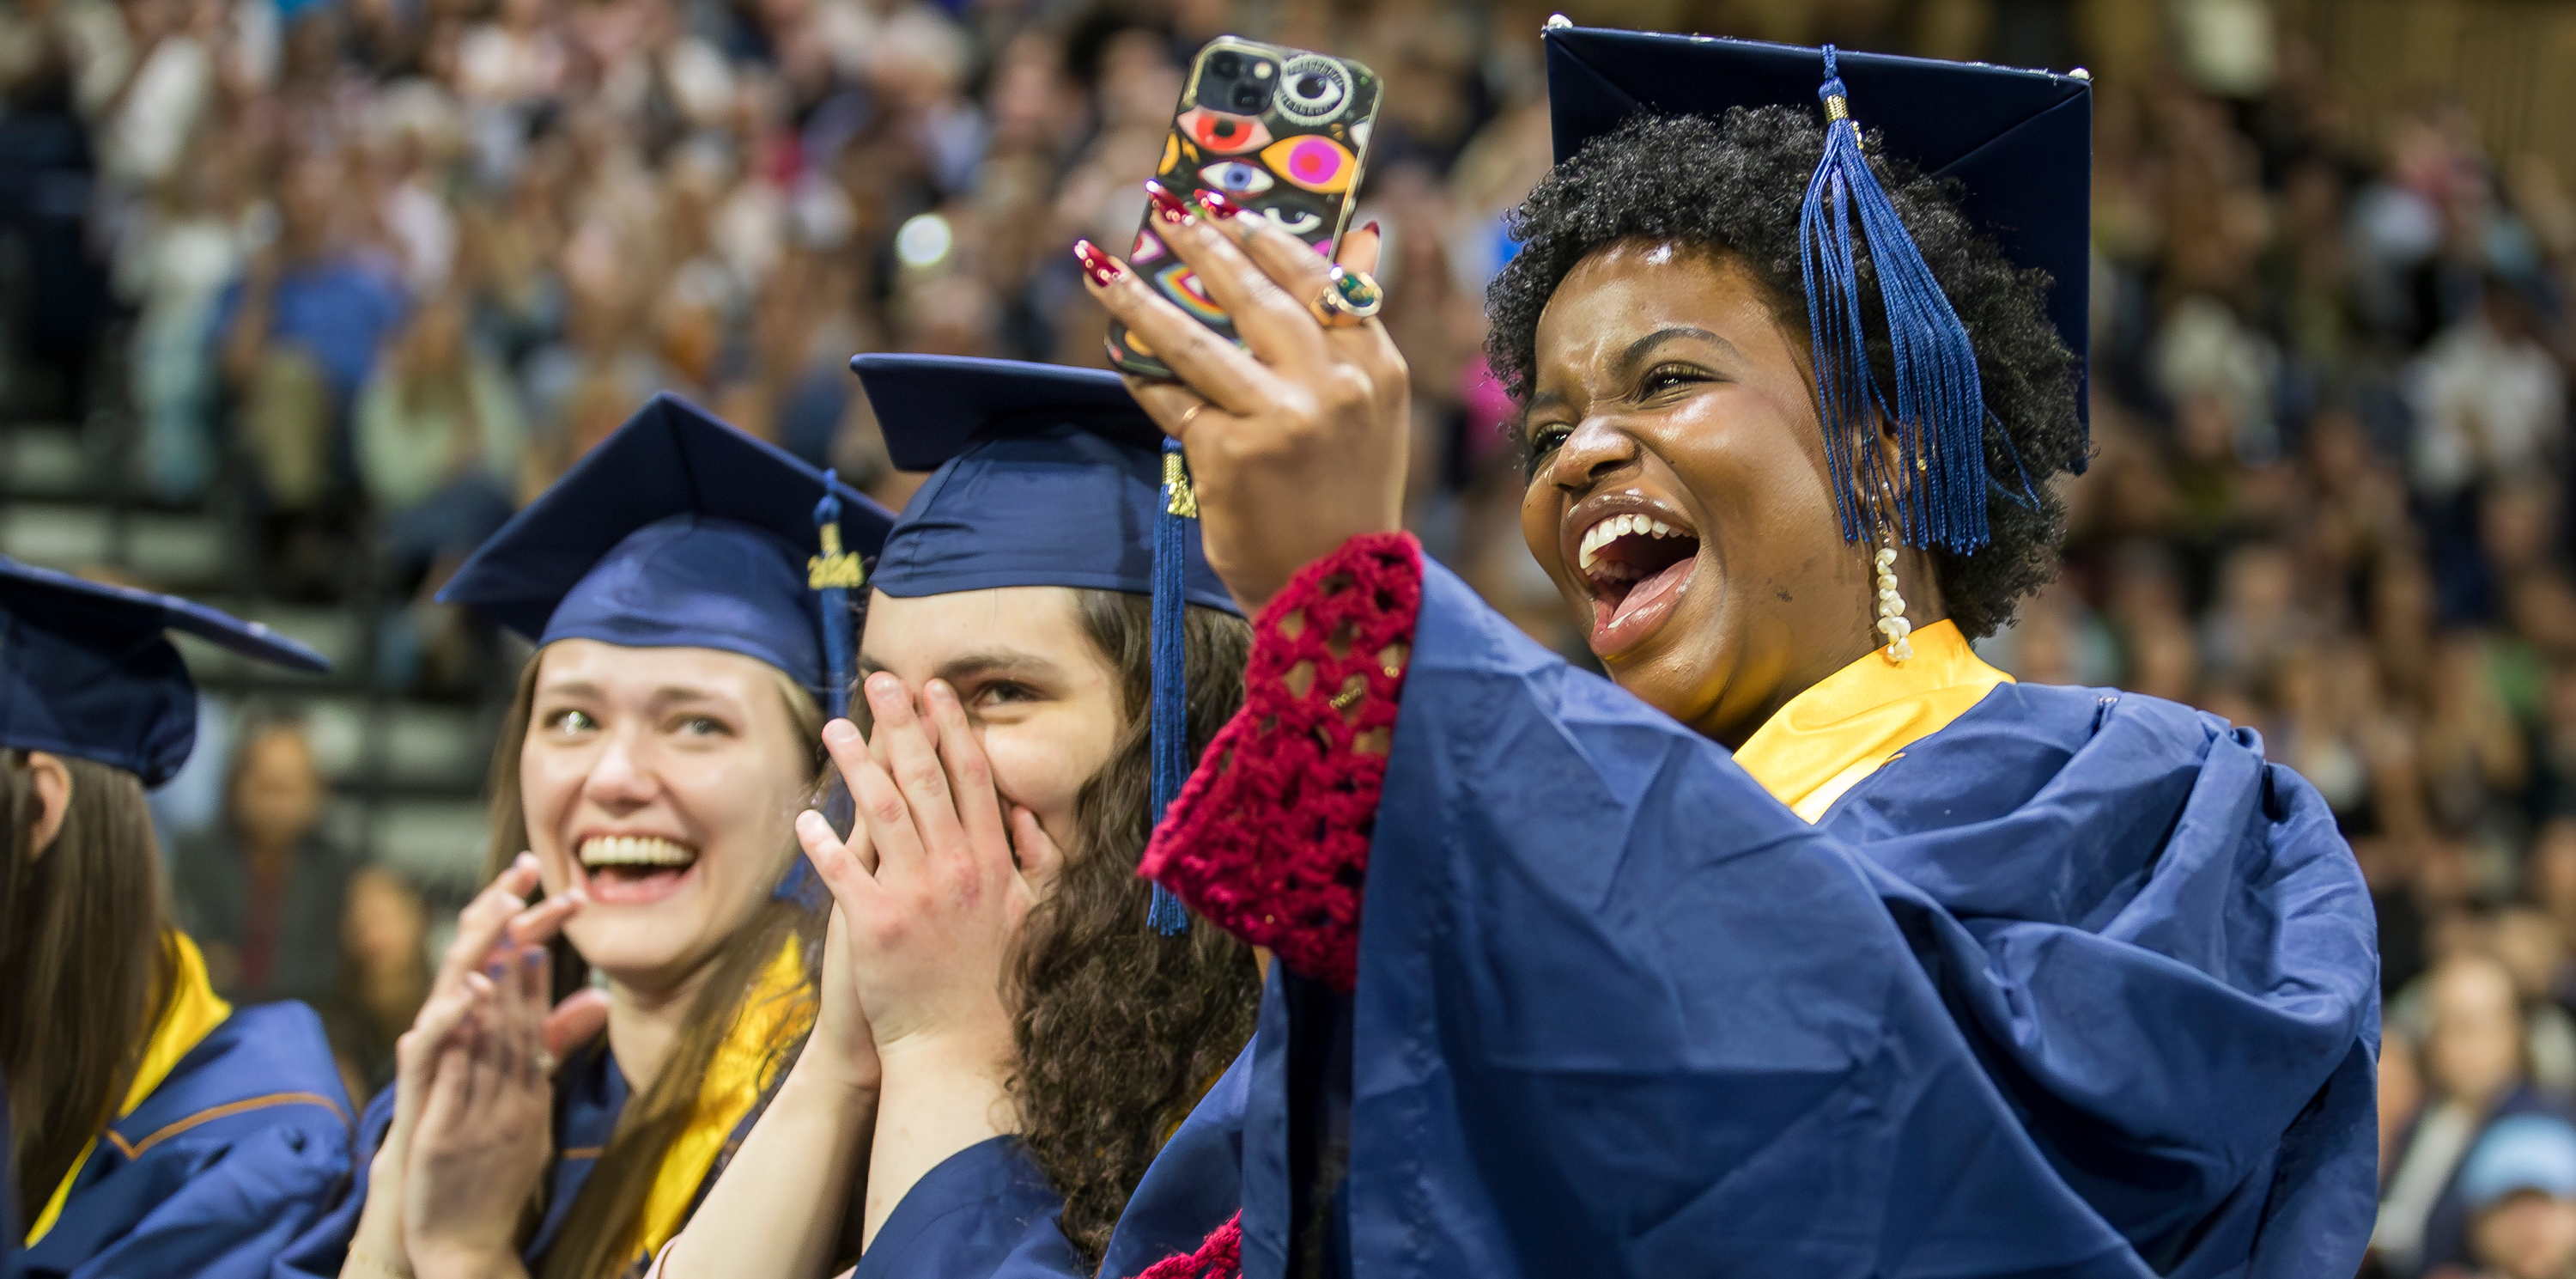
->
<box><xmin>438</xmin><ymin>393</ymin><xmax>896</xmax><ymax>721</ymax></box>
<box><xmin>852</xmin><ymin>354</ymin><xmax>1239</xmax><ymax>933</ymax></box>
<box><xmin>0</xmin><ymin>557</ymin><xmax>331</xmax><ymax>787</ymax></box>
<box><xmin>1542</xmin><ymin>24</ymin><xmax>2092</xmax><ymax>554</ymax></box>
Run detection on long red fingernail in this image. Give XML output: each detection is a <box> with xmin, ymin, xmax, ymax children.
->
<box><xmin>1194</xmin><ymin>187</ymin><xmax>1248</xmax><ymax>221</ymax></box>
<box><xmin>1072</xmin><ymin>239</ymin><xmax>1124</xmax><ymax>286</ymax></box>
<box><xmin>1145</xmin><ymin>180</ymin><xmax>1194</xmax><ymax>226</ymax></box>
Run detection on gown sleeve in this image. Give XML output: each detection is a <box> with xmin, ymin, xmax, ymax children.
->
<box><xmin>267</xmin><ymin>1079</ymin><xmax>396</xmax><ymax>1279</ymax></box>
<box><xmin>850</xmin><ymin>1136</ymin><xmax>1084</xmax><ymax>1279</ymax></box>
<box><xmin>1145</xmin><ymin>535</ymin><xmax>2381</xmax><ymax>1279</ymax></box>
<box><xmin>1140</xmin><ymin>532</ymin><xmax>1420</xmax><ymax>992</ymax></box>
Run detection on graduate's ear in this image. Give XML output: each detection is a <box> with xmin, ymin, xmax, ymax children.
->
<box><xmin>24</xmin><ymin>751</ymin><xmax>71</xmax><ymax>860</ymax></box>
<box><xmin>1855</xmin><ymin>406</ymin><xmax>1917</xmax><ymax>519</ymax></box>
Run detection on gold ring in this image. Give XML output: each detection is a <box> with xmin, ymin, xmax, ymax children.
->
<box><xmin>533</xmin><ymin>1048</ymin><xmax>560</xmax><ymax>1075</ymax></box>
<box><xmin>1309</xmin><ymin>265</ymin><xmax>1384</xmax><ymax>327</ymax></box>
<box><xmin>1178</xmin><ymin>401</ymin><xmax>1210</xmax><ymax>433</ymax></box>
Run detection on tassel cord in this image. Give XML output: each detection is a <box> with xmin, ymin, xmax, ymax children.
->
<box><xmin>1797</xmin><ymin>46</ymin><xmax>1994</xmax><ymax>554</ymax></box>
<box><xmin>1146</xmin><ymin>439</ymin><xmax>1193</xmax><ymax>935</ymax></box>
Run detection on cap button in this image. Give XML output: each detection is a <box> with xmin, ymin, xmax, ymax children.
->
<box><xmin>1544</xmin><ymin>12</ymin><xmax>1571</xmax><ymax>29</ymax></box>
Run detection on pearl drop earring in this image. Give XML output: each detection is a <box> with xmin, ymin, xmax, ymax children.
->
<box><xmin>1874</xmin><ymin>540</ymin><xmax>1912</xmax><ymax>662</ymax></box>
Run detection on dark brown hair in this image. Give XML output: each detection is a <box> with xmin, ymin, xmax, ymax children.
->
<box><xmin>2</xmin><ymin>751</ymin><xmax>174</xmax><ymax>1226</ymax></box>
<box><xmin>1008</xmin><ymin>590</ymin><xmax>1261</xmax><ymax>1267</ymax></box>
<box><xmin>474</xmin><ymin>654</ymin><xmax>828</xmax><ymax>1279</ymax></box>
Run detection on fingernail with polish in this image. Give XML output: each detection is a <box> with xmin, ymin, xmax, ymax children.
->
<box><xmin>1145</xmin><ymin>180</ymin><xmax>1194</xmax><ymax>226</ymax></box>
<box><xmin>1362</xmin><ymin>219</ymin><xmax>1382</xmax><ymax>237</ymax></box>
<box><xmin>1072</xmin><ymin>239</ymin><xmax>1123</xmax><ymax>287</ymax></box>
<box><xmin>1194</xmin><ymin>187</ymin><xmax>1249</xmax><ymax>222</ymax></box>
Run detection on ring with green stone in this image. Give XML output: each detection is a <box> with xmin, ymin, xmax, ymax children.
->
<box><xmin>1310</xmin><ymin>265</ymin><xmax>1384</xmax><ymax>326</ymax></box>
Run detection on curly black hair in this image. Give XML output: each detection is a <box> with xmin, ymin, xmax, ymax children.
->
<box><xmin>1484</xmin><ymin>107</ymin><xmax>2087</xmax><ymax>639</ymax></box>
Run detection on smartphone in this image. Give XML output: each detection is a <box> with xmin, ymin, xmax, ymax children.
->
<box><xmin>1105</xmin><ymin>36</ymin><xmax>1382</xmax><ymax>378</ymax></box>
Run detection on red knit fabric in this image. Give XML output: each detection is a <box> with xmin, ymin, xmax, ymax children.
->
<box><xmin>1135</xmin><ymin>1213</ymin><xmax>1245</xmax><ymax>1279</ymax></box>
<box><xmin>1139</xmin><ymin>532</ymin><xmax>1423</xmax><ymax>994</ymax></box>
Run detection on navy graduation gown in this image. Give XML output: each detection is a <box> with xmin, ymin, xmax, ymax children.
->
<box><xmin>851</xmin><ymin>1137</ymin><xmax>1080</xmax><ymax>1278</ymax></box>
<box><xmin>24</xmin><ymin>1002</ymin><xmax>351</xmax><ymax>1279</ymax></box>
<box><xmin>1099</xmin><ymin>1039</ymin><xmax>1256</xmax><ymax>1278</ymax></box>
<box><xmin>852</xmin><ymin>1046</ymin><xmax>1272</xmax><ymax>1279</ymax></box>
<box><xmin>274</xmin><ymin>1036</ymin><xmax>629</xmax><ymax>1278</ymax></box>
<box><xmin>1172</xmin><ymin>563</ymin><xmax>2380</xmax><ymax>1279</ymax></box>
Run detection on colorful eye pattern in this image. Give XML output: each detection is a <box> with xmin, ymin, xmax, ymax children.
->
<box><xmin>1263</xmin><ymin>206</ymin><xmax>1321</xmax><ymax>235</ymax></box>
<box><xmin>1260</xmin><ymin>135</ymin><xmax>1355</xmax><ymax>194</ymax></box>
<box><xmin>1131</xmin><ymin>228</ymin><xmax>1165</xmax><ymax>264</ymax></box>
<box><xmin>1155</xmin><ymin>262</ymin><xmax>1230</xmax><ymax>324</ymax></box>
<box><xmin>1177</xmin><ymin>107</ymin><xmax>1270</xmax><ymax>155</ymax></box>
<box><xmin>1198</xmin><ymin>161</ymin><xmax>1274</xmax><ymax>197</ymax></box>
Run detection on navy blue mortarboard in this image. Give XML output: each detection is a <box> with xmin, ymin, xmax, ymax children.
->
<box><xmin>853</xmin><ymin>354</ymin><xmax>1239</xmax><ymax>933</ymax></box>
<box><xmin>1543</xmin><ymin>26</ymin><xmax>2092</xmax><ymax>556</ymax></box>
<box><xmin>437</xmin><ymin>393</ymin><xmax>895</xmax><ymax>717</ymax></box>
<box><xmin>0</xmin><ymin>557</ymin><xmax>331</xmax><ymax>787</ymax></box>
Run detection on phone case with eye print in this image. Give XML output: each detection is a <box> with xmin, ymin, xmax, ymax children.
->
<box><xmin>1106</xmin><ymin>37</ymin><xmax>1381</xmax><ymax>378</ymax></box>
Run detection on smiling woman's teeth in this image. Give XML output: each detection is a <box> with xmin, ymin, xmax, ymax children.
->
<box><xmin>1577</xmin><ymin>513</ymin><xmax>1681</xmax><ymax>572</ymax></box>
<box><xmin>579</xmin><ymin>836</ymin><xmax>697</xmax><ymax>868</ymax></box>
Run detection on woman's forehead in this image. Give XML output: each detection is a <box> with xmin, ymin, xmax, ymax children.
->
<box><xmin>533</xmin><ymin>638</ymin><xmax>781</xmax><ymax>703</ymax></box>
<box><xmin>1534</xmin><ymin>244</ymin><xmax>1783</xmax><ymax>363</ymax></box>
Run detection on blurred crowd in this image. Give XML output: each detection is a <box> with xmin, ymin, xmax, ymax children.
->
<box><xmin>9</xmin><ymin>0</ymin><xmax>2576</xmax><ymax>1273</ymax></box>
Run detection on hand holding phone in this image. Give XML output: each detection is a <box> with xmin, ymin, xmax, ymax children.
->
<box><xmin>1106</xmin><ymin>37</ymin><xmax>1382</xmax><ymax>378</ymax></box>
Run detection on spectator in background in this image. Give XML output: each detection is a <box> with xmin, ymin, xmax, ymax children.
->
<box><xmin>216</xmin><ymin>148</ymin><xmax>409</xmax><ymax>593</ymax></box>
<box><xmin>169</xmin><ymin>709</ymin><xmax>360</xmax><ymax>1008</ymax></box>
<box><xmin>2437</xmin><ymin>1115</ymin><xmax>2576</xmax><ymax>1279</ymax></box>
<box><xmin>356</xmin><ymin>289</ymin><xmax>526</xmax><ymax>586</ymax></box>
<box><xmin>2383</xmin><ymin>952</ymin><xmax>2570</xmax><ymax>1276</ymax></box>
<box><xmin>313</xmin><ymin>865</ymin><xmax>428</xmax><ymax>1105</ymax></box>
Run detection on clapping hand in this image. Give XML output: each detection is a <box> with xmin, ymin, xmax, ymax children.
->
<box><xmin>402</xmin><ymin>941</ymin><xmax>559</xmax><ymax>1279</ymax></box>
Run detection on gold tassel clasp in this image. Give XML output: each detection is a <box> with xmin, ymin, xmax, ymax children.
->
<box><xmin>1163</xmin><ymin>450</ymin><xmax>1199</xmax><ymax>519</ymax></box>
<box><xmin>808</xmin><ymin>521</ymin><xmax>866</xmax><ymax>590</ymax></box>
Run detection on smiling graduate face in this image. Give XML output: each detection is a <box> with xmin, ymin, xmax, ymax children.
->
<box><xmin>1517</xmin><ymin>241</ymin><xmax>1941</xmax><ymax>747</ymax></box>
<box><xmin>519</xmin><ymin>639</ymin><xmax>817</xmax><ymax>995</ymax></box>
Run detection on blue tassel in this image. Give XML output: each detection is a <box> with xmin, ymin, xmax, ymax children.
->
<box><xmin>810</xmin><ymin>471</ymin><xmax>862</xmax><ymax>722</ymax></box>
<box><xmin>1145</xmin><ymin>438</ymin><xmax>1192</xmax><ymax>935</ymax></box>
<box><xmin>784</xmin><ymin>470</ymin><xmax>866</xmax><ymax>908</ymax></box>
<box><xmin>1797</xmin><ymin>46</ymin><xmax>1991</xmax><ymax>553</ymax></box>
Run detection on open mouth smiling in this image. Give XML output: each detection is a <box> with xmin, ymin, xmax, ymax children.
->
<box><xmin>574</xmin><ymin>833</ymin><xmax>702</xmax><ymax>905</ymax></box>
<box><xmin>1566</xmin><ymin>498</ymin><xmax>1703</xmax><ymax>658</ymax></box>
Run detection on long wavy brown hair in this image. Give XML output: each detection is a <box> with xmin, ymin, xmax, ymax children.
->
<box><xmin>2</xmin><ymin>750</ymin><xmax>173</xmax><ymax>1227</ymax></box>
<box><xmin>474</xmin><ymin>653</ymin><xmax>827</xmax><ymax>1279</ymax></box>
<box><xmin>1006</xmin><ymin>590</ymin><xmax>1261</xmax><ymax>1267</ymax></box>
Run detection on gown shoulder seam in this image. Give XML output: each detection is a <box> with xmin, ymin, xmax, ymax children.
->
<box><xmin>107</xmin><ymin>1090</ymin><xmax>350</xmax><ymax>1160</ymax></box>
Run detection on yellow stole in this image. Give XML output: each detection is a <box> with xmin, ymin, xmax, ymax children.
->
<box><xmin>623</xmin><ymin>938</ymin><xmax>816</xmax><ymax>1266</ymax></box>
<box><xmin>26</xmin><ymin>932</ymin><xmax>233</xmax><ymax>1246</ymax></box>
<box><xmin>1731</xmin><ymin>619</ymin><xmax>2012</xmax><ymax>822</ymax></box>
